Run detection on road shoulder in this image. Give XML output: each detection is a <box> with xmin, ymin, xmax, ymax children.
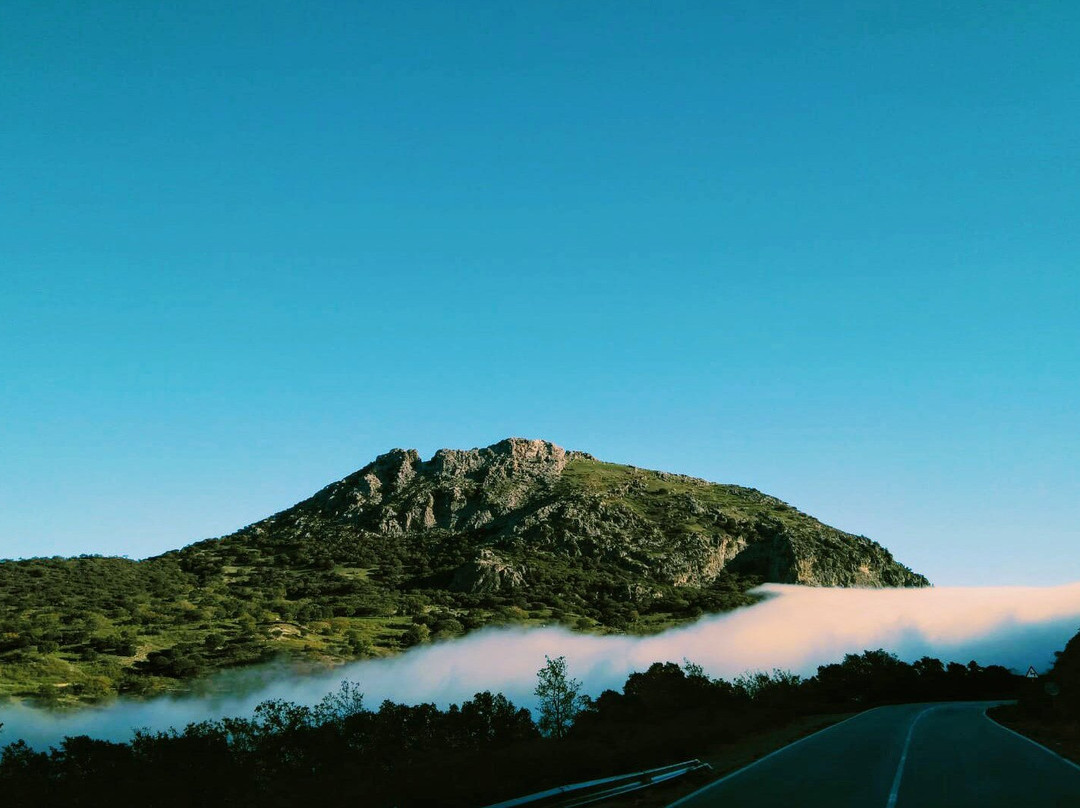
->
<box><xmin>595</xmin><ymin>710</ymin><xmax>860</xmax><ymax>808</ymax></box>
<box><xmin>986</xmin><ymin>704</ymin><xmax>1080</xmax><ymax>768</ymax></box>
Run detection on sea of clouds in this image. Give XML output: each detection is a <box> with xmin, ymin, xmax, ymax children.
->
<box><xmin>4</xmin><ymin>582</ymin><xmax>1080</xmax><ymax>749</ymax></box>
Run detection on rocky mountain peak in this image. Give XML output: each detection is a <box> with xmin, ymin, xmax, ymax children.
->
<box><xmin>484</xmin><ymin>437</ymin><xmax>583</xmax><ymax>468</ymax></box>
<box><xmin>255</xmin><ymin>439</ymin><xmax>926</xmax><ymax>597</ymax></box>
<box><xmin>360</xmin><ymin>439</ymin><xmax>594</xmax><ymax>487</ymax></box>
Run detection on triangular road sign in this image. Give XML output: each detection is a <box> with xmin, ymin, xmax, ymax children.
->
<box><xmin>1026</xmin><ymin>666</ymin><xmax>1039</xmax><ymax>678</ymax></box>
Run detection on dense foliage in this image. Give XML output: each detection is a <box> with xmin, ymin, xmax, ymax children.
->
<box><xmin>0</xmin><ymin>650</ymin><xmax>1022</xmax><ymax>807</ymax></box>
<box><xmin>1003</xmin><ymin>626</ymin><xmax>1080</xmax><ymax>722</ymax></box>
<box><xmin>984</xmin><ymin>628</ymin><xmax>1080</xmax><ymax>766</ymax></box>
<box><xmin>1053</xmin><ymin>629</ymin><xmax>1080</xmax><ymax>719</ymax></box>
<box><xmin>0</xmin><ymin>549</ymin><xmax>757</xmax><ymax>705</ymax></box>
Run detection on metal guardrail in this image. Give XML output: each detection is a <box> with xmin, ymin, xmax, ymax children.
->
<box><xmin>482</xmin><ymin>759</ymin><xmax>712</xmax><ymax>808</ymax></box>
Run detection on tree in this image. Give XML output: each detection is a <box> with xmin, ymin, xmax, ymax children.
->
<box><xmin>399</xmin><ymin>624</ymin><xmax>429</xmax><ymax>648</ymax></box>
<box><xmin>457</xmin><ymin>691</ymin><xmax>538</xmax><ymax>745</ymax></box>
<box><xmin>314</xmin><ymin>680</ymin><xmax>365</xmax><ymax>726</ymax></box>
<box><xmin>534</xmin><ymin>655</ymin><xmax>582</xmax><ymax>739</ymax></box>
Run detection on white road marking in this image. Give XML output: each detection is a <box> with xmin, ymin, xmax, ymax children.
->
<box><xmin>885</xmin><ymin>705</ymin><xmax>942</xmax><ymax>808</ymax></box>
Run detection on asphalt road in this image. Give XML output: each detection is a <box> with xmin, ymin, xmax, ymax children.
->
<box><xmin>669</xmin><ymin>702</ymin><xmax>1080</xmax><ymax>808</ymax></box>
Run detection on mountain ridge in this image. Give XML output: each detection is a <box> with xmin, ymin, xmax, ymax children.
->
<box><xmin>0</xmin><ymin>438</ymin><xmax>926</xmax><ymax>705</ymax></box>
<box><xmin>219</xmin><ymin>437</ymin><xmax>925</xmax><ymax>591</ymax></box>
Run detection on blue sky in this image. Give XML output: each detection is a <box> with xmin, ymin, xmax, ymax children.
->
<box><xmin>2</xmin><ymin>2</ymin><xmax>1078</xmax><ymax>585</ymax></box>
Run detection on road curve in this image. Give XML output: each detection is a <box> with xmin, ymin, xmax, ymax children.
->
<box><xmin>669</xmin><ymin>702</ymin><xmax>1080</xmax><ymax>808</ymax></box>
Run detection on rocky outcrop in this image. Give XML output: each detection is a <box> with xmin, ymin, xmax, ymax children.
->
<box><xmin>301</xmin><ymin>438</ymin><xmax>590</xmax><ymax>534</ymax></box>
<box><xmin>450</xmin><ymin>549</ymin><xmax>527</xmax><ymax>593</ymax></box>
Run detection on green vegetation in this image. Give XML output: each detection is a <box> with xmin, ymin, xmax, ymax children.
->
<box><xmin>0</xmin><ymin>546</ymin><xmax>760</xmax><ymax>704</ymax></box>
<box><xmin>0</xmin><ymin>650</ymin><xmax>1022</xmax><ymax>807</ymax></box>
<box><xmin>563</xmin><ymin>458</ymin><xmax>801</xmax><ymax>525</ymax></box>
<box><xmin>0</xmin><ymin>440</ymin><xmax>926</xmax><ymax>705</ymax></box>
<box><xmin>534</xmin><ymin>655</ymin><xmax>584</xmax><ymax>739</ymax></box>
<box><xmin>0</xmin><ymin>544</ymin><xmax>756</xmax><ymax>707</ymax></box>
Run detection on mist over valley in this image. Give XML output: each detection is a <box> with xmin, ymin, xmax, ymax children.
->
<box><xmin>4</xmin><ymin>581</ymin><xmax>1078</xmax><ymax>750</ymax></box>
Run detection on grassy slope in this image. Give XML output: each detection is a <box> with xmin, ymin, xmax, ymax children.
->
<box><xmin>0</xmin><ymin>553</ymin><xmax>573</xmax><ymax>705</ymax></box>
<box><xmin>562</xmin><ymin>458</ymin><xmax>806</xmax><ymax>528</ymax></box>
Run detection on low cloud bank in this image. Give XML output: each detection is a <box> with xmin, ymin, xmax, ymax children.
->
<box><xmin>4</xmin><ymin>582</ymin><xmax>1080</xmax><ymax>749</ymax></box>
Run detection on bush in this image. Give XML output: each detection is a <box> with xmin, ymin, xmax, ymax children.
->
<box><xmin>399</xmin><ymin>624</ymin><xmax>430</xmax><ymax>648</ymax></box>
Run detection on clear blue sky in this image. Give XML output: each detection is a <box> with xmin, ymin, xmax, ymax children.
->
<box><xmin>2</xmin><ymin>2</ymin><xmax>1078</xmax><ymax>585</ymax></box>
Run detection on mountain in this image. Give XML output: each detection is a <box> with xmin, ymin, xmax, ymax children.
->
<box><xmin>222</xmin><ymin>437</ymin><xmax>925</xmax><ymax>589</ymax></box>
<box><xmin>0</xmin><ymin>438</ymin><xmax>926</xmax><ymax>705</ymax></box>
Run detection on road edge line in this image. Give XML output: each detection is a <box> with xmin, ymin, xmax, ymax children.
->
<box><xmin>982</xmin><ymin>707</ymin><xmax>1080</xmax><ymax>775</ymax></box>
<box><xmin>665</xmin><ymin>707</ymin><xmax>880</xmax><ymax>807</ymax></box>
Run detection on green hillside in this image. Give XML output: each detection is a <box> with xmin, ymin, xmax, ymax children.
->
<box><xmin>0</xmin><ymin>439</ymin><xmax>926</xmax><ymax>705</ymax></box>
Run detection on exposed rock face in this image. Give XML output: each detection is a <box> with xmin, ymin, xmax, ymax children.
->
<box><xmin>304</xmin><ymin>438</ymin><xmax>589</xmax><ymax>535</ymax></box>
<box><xmin>450</xmin><ymin>548</ymin><xmax>526</xmax><ymax>593</ymax></box>
<box><xmin>236</xmin><ymin>438</ymin><xmax>927</xmax><ymax>596</ymax></box>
